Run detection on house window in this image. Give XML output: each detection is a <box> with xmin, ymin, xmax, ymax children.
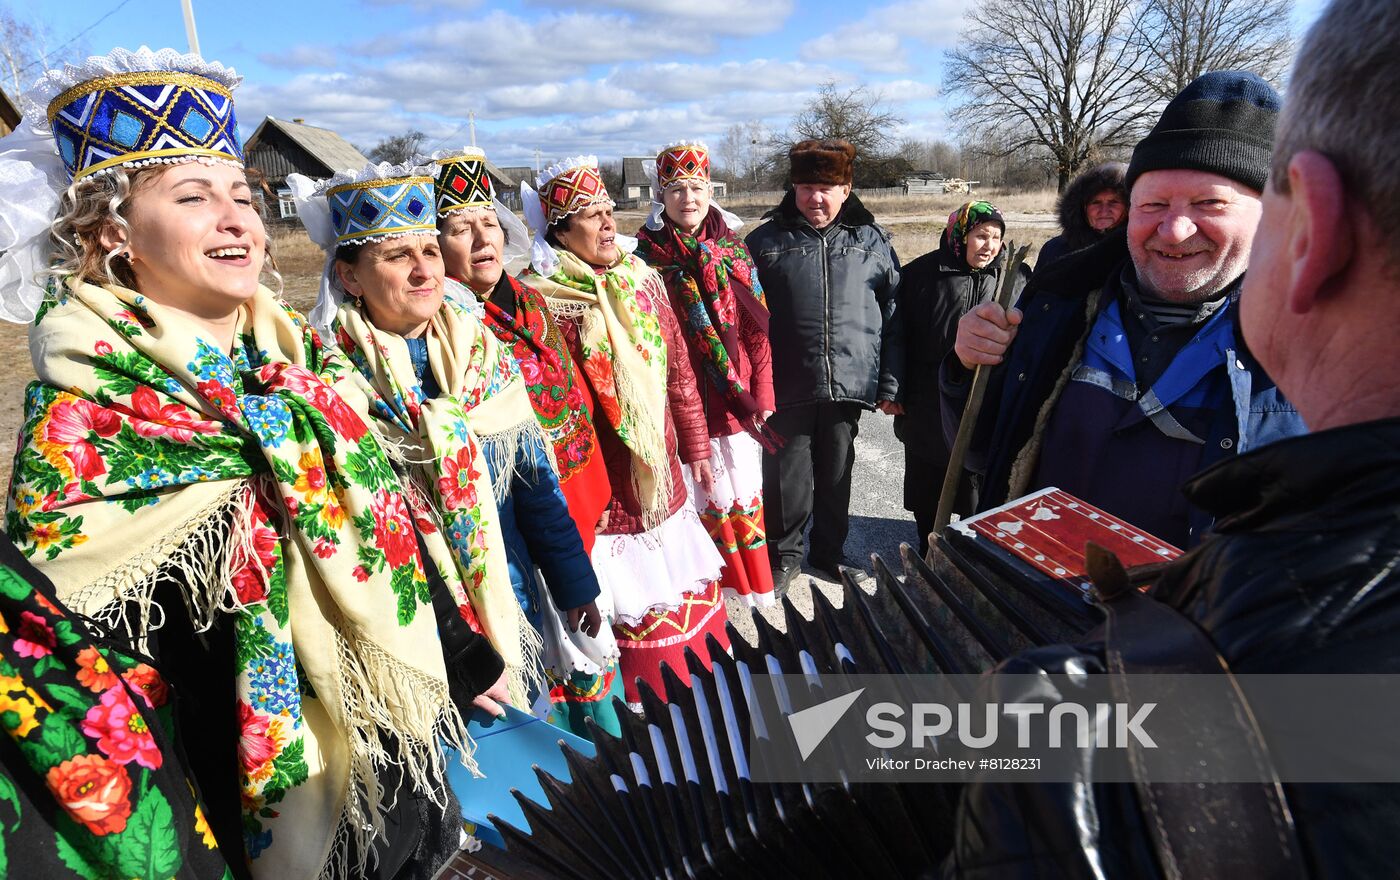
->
<box><xmin>277</xmin><ymin>187</ymin><xmax>297</xmax><ymax>218</ymax></box>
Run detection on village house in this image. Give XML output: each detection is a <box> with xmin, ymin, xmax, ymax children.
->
<box><xmin>242</xmin><ymin>116</ymin><xmax>371</xmax><ymax>221</ymax></box>
<box><xmin>0</xmin><ymin>89</ymin><xmax>20</xmax><ymax>137</ymax></box>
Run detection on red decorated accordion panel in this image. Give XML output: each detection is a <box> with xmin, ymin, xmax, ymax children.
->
<box><xmin>950</xmin><ymin>487</ymin><xmax>1182</xmax><ymax>597</ymax></box>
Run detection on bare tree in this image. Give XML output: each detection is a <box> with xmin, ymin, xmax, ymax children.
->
<box><xmin>782</xmin><ymin>82</ymin><xmax>908</xmax><ymax>188</ymax></box>
<box><xmin>789</xmin><ymin>81</ymin><xmax>902</xmax><ymax>157</ymax></box>
<box><xmin>0</xmin><ymin>5</ymin><xmax>83</xmax><ymax>97</ymax></box>
<box><xmin>367</xmin><ymin>130</ymin><xmax>428</xmax><ymax>165</ymax></box>
<box><xmin>598</xmin><ymin>159</ymin><xmax>624</xmax><ymax>199</ymax></box>
<box><xmin>945</xmin><ymin>0</ymin><xmax>1154</xmax><ymax>191</ymax></box>
<box><xmin>717</xmin><ymin>120</ymin><xmax>775</xmax><ymax>190</ymax></box>
<box><xmin>1132</xmin><ymin>0</ymin><xmax>1294</xmax><ymax>99</ymax></box>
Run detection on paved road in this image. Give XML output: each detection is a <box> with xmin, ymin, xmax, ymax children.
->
<box><xmin>726</xmin><ymin>409</ymin><xmax>920</xmax><ymax>645</ymax></box>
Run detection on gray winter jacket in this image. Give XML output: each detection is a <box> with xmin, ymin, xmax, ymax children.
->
<box><xmin>745</xmin><ymin>191</ymin><xmax>903</xmax><ymax>409</ymax></box>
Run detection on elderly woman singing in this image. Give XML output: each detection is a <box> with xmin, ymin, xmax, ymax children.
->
<box><xmin>289</xmin><ymin>159</ymin><xmax>604</xmax><ymax>729</ymax></box>
<box><xmin>432</xmin><ymin>148</ymin><xmax>622</xmax><ymax>736</ymax></box>
<box><xmin>2</xmin><ymin>48</ymin><xmax>504</xmax><ymax>879</ymax></box>
<box><xmin>521</xmin><ymin>157</ymin><xmax>730</xmax><ymax>709</ymax></box>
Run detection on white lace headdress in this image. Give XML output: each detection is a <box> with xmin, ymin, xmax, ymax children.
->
<box><xmin>0</xmin><ymin>46</ymin><xmax>243</xmax><ymax>323</ymax></box>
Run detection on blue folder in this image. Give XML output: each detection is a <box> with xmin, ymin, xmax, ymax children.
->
<box><xmin>444</xmin><ymin>705</ymin><xmax>597</xmax><ymax>848</ymax></box>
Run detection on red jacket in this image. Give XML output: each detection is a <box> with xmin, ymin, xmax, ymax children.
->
<box><xmin>558</xmin><ymin>272</ymin><xmax>709</xmax><ymax>535</ymax></box>
<box><xmin>665</xmin><ymin>278</ymin><xmax>775</xmax><ymax>439</ymax></box>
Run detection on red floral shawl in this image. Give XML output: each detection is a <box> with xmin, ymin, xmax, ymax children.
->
<box><xmin>471</xmin><ymin>274</ymin><xmax>611</xmax><ymax>551</ymax></box>
<box><xmin>634</xmin><ymin>207</ymin><xmax>779</xmax><ymax>450</ymax></box>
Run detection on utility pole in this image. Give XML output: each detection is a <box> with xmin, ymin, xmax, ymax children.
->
<box><xmin>180</xmin><ymin>0</ymin><xmax>201</xmax><ymax>56</ymax></box>
<box><xmin>468</xmin><ymin>111</ymin><xmax>476</xmax><ymax>147</ymax></box>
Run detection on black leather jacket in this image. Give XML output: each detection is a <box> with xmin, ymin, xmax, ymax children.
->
<box><xmin>946</xmin><ymin>417</ymin><xmax>1400</xmax><ymax>879</ymax></box>
<box><xmin>745</xmin><ymin>191</ymin><xmax>903</xmax><ymax>409</ymax></box>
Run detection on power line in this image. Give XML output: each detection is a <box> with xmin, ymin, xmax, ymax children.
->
<box><xmin>15</xmin><ymin>0</ymin><xmax>138</xmax><ymax>79</ymax></box>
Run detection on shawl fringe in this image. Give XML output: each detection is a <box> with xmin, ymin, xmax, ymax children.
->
<box><xmin>326</xmin><ymin>622</ymin><xmax>477</xmax><ymax>879</ymax></box>
<box><xmin>73</xmin><ymin>481</ymin><xmax>257</xmax><ymax>650</ymax></box>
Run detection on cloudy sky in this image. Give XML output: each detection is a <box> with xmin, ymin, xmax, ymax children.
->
<box><xmin>35</xmin><ymin>0</ymin><xmax>1327</xmax><ymax>169</ymax></box>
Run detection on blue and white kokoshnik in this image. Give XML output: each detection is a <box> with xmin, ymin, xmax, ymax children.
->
<box><xmin>0</xmin><ymin>46</ymin><xmax>246</xmax><ymax>324</ymax></box>
<box><xmin>288</xmin><ymin>161</ymin><xmax>443</xmax><ymax>335</ymax></box>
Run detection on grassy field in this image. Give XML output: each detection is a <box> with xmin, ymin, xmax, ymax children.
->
<box><xmin>0</xmin><ymin>190</ymin><xmax>1059</xmax><ymax>490</ymax></box>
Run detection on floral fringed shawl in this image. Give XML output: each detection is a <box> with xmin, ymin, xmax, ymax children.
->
<box><xmin>333</xmin><ymin>296</ymin><xmax>547</xmax><ymax>706</ymax></box>
<box><xmin>634</xmin><ymin>208</ymin><xmax>777</xmax><ymax>451</ymax></box>
<box><xmin>475</xmin><ymin>274</ymin><xmax>611</xmax><ymax>554</ymax></box>
<box><xmin>524</xmin><ymin>250</ymin><xmax>674</xmax><ymax>528</ymax></box>
<box><xmin>6</xmin><ymin>281</ymin><xmax>473</xmax><ymax>879</ymax></box>
<box><xmin>0</xmin><ymin>537</ymin><xmax>232</xmax><ymax>878</ymax></box>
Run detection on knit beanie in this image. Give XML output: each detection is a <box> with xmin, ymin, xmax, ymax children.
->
<box><xmin>1125</xmin><ymin>71</ymin><xmax>1281</xmax><ymax>194</ymax></box>
<box><xmin>789</xmin><ymin>139</ymin><xmax>856</xmax><ymax>186</ymax></box>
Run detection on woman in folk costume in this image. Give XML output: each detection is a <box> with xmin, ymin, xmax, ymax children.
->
<box><xmin>0</xmin><ymin>532</ymin><xmax>232</xmax><ymax>877</ymax></box>
<box><xmin>431</xmin><ymin>148</ymin><xmax>624</xmax><ymax>736</ymax></box>
<box><xmin>288</xmin><ymin>160</ymin><xmax>606</xmax><ymax>726</ymax></box>
<box><xmin>634</xmin><ymin>141</ymin><xmax>779</xmax><ymax>607</ymax></box>
<box><xmin>520</xmin><ymin>157</ymin><xmax>730</xmax><ymax>709</ymax></box>
<box><xmin>0</xmin><ymin>48</ymin><xmax>507</xmax><ymax>879</ymax></box>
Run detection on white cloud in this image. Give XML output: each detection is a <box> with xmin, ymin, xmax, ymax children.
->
<box><xmin>801</xmin><ymin>25</ymin><xmax>909</xmax><ymax>74</ymax></box>
<box><xmin>257</xmin><ymin>44</ymin><xmax>339</xmax><ymax>70</ymax></box>
<box><xmin>228</xmin><ymin>3</ymin><xmax>954</xmax><ymax>169</ymax></box>
<box><xmin>605</xmin><ymin>60</ymin><xmax>842</xmax><ymax>102</ymax></box>
<box><xmin>525</xmin><ymin>0</ymin><xmax>795</xmax><ymax>36</ymax></box>
<box><xmin>800</xmin><ymin>0</ymin><xmax>969</xmax><ymax>74</ymax></box>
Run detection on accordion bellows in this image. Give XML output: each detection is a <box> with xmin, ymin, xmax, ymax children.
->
<box><xmin>448</xmin><ymin>534</ymin><xmax>1109</xmax><ymax>878</ymax></box>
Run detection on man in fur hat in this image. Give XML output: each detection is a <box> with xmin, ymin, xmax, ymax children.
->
<box><xmin>746</xmin><ymin>139</ymin><xmax>903</xmax><ymax>589</ymax></box>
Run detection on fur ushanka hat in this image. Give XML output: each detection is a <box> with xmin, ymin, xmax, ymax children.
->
<box><xmin>789</xmin><ymin>138</ymin><xmax>855</xmax><ymax>186</ymax></box>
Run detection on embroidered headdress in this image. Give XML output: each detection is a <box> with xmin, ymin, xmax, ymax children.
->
<box><xmin>655</xmin><ymin>141</ymin><xmax>710</xmax><ymax>190</ymax></box>
<box><xmin>432</xmin><ymin>147</ymin><xmax>530</xmax><ymax>273</ymax></box>
<box><xmin>435</xmin><ymin>147</ymin><xmax>494</xmax><ymax>213</ymax></box>
<box><xmin>642</xmin><ymin>140</ymin><xmax>743</xmax><ymax>233</ymax></box>
<box><xmin>288</xmin><ymin>161</ymin><xmax>439</xmax><ymax>333</ymax></box>
<box><xmin>0</xmin><ymin>47</ymin><xmax>244</xmax><ymax>323</ymax></box>
<box><xmin>520</xmin><ymin>155</ymin><xmax>626</xmax><ymax>275</ymax></box>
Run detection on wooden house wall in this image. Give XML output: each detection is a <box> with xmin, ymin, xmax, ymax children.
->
<box><xmin>245</xmin><ymin>127</ymin><xmax>322</xmax><ymax>185</ymax></box>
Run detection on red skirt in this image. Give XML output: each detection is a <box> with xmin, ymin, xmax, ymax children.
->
<box><xmin>612</xmin><ymin>578</ymin><xmax>731</xmax><ymax>708</ymax></box>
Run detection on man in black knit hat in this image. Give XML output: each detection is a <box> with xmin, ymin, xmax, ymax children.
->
<box><xmin>947</xmin><ymin>3</ymin><xmax>1400</xmax><ymax>874</ymax></box>
<box><xmin>941</xmin><ymin>71</ymin><xmax>1306</xmax><ymax>548</ymax></box>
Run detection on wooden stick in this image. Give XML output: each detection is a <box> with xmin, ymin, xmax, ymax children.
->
<box><xmin>933</xmin><ymin>243</ymin><xmax>1031</xmax><ymax>534</ymax></box>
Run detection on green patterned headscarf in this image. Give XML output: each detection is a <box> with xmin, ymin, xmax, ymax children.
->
<box><xmin>941</xmin><ymin>200</ymin><xmax>1006</xmax><ymax>273</ymax></box>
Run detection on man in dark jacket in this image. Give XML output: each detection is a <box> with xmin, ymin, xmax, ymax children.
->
<box><xmin>943</xmin><ymin>71</ymin><xmax>1306</xmax><ymax>549</ymax></box>
<box><xmin>747</xmin><ymin>139</ymin><xmax>903</xmax><ymax>587</ymax></box>
<box><xmin>947</xmin><ymin>3</ymin><xmax>1400</xmax><ymax>875</ymax></box>
<box><xmin>1034</xmin><ymin>161</ymin><xmax>1127</xmax><ymax>270</ymax></box>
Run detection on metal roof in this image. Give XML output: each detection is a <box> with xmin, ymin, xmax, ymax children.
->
<box><xmin>245</xmin><ymin>117</ymin><xmax>370</xmax><ymax>176</ymax></box>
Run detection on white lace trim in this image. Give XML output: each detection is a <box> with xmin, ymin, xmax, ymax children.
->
<box><xmin>534</xmin><ymin>154</ymin><xmax>601</xmax><ymax>190</ymax></box>
<box><xmin>21</xmin><ymin>46</ymin><xmax>240</xmax><ymax>129</ymax></box>
<box><xmin>429</xmin><ymin>146</ymin><xmax>486</xmax><ymax>163</ymax></box>
<box><xmin>310</xmin><ymin>160</ymin><xmax>437</xmax><ymax>197</ymax></box>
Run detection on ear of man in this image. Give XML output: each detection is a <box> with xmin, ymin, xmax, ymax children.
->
<box><xmin>1284</xmin><ymin>150</ymin><xmax>1354</xmax><ymax>316</ymax></box>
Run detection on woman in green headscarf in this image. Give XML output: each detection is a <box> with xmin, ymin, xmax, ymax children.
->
<box><xmin>895</xmin><ymin>201</ymin><xmax>1032</xmax><ymax>553</ymax></box>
